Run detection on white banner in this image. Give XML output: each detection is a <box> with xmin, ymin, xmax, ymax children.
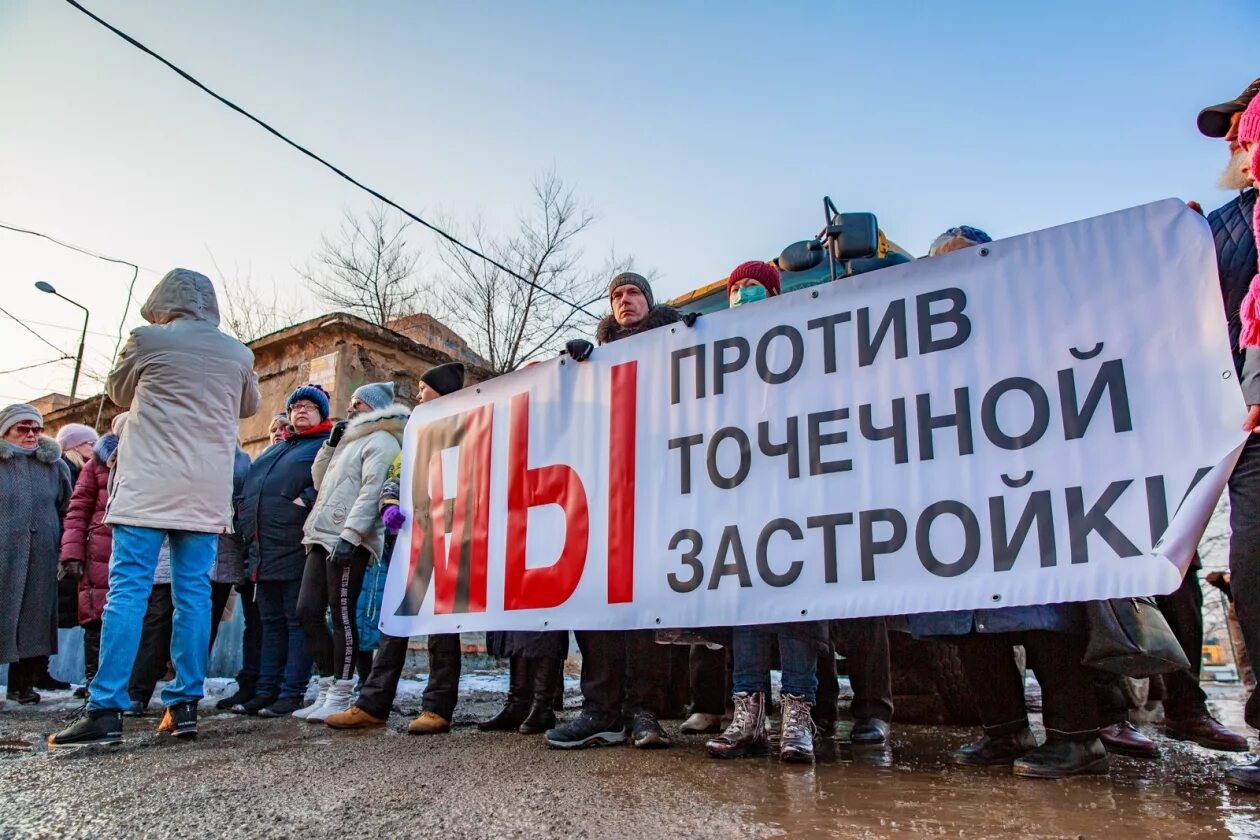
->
<box><xmin>380</xmin><ymin>199</ymin><xmax>1246</xmax><ymax>637</ymax></box>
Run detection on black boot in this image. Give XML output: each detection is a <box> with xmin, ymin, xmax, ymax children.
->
<box><xmin>34</xmin><ymin>657</ymin><xmax>71</xmax><ymax>692</ymax></box>
<box><xmin>520</xmin><ymin>657</ymin><xmax>561</xmax><ymax>735</ymax></box>
<box><xmin>953</xmin><ymin>727</ymin><xmax>1038</xmax><ymax>766</ymax></box>
<box><xmin>478</xmin><ymin>656</ymin><xmax>531</xmax><ymax>731</ymax></box>
<box><xmin>49</xmin><ymin>709</ymin><xmax>123</xmax><ymax>748</ymax></box>
<box><xmin>1012</xmin><ymin>736</ymin><xmax>1108</xmax><ymax>778</ymax></box>
<box><xmin>1226</xmin><ymin>756</ymin><xmax>1260</xmax><ymax>791</ymax></box>
<box><xmin>216</xmin><ymin>677</ymin><xmax>258</xmax><ymax>711</ymax></box>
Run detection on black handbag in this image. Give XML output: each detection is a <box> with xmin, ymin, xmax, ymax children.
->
<box><xmin>1082</xmin><ymin>597</ymin><xmax>1191</xmax><ymax>677</ymax></box>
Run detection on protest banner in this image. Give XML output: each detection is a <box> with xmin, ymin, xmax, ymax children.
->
<box><xmin>379</xmin><ymin>199</ymin><xmax>1247</xmax><ymax>636</ymax></box>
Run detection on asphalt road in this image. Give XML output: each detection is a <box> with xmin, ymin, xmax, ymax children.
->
<box><xmin>2</xmin><ymin>682</ymin><xmax>1259</xmax><ymax>839</ymax></box>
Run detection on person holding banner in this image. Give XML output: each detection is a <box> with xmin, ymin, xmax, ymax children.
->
<box><xmin>325</xmin><ymin>363</ymin><xmax>470</xmax><ymax>734</ymax></box>
<box><xmin>547</xmin><ymin>272</ymin><xmax>681</xmax><ymax>750</ymax></box>
<box><xmin>699</xmin><ymin>261</ymin><xmax>831</xmax><ymax>764</ymax></box>
<box><xmin>294</xmin><ymin>382</ymin><xmax>406</xmax><ymax>723</ymax></box>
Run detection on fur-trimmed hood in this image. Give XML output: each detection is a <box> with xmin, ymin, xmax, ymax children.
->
<box><xmin>342</xmin><ymin>404</ymin><xmax>410</xmax><ymax>446</ymax></box>
<box><xmin>94</xmin><ymin>433</ymin><xmax>119</xmax><ymax>466</ymax></box>
<box><xmin>0</xmin><ymin>436</ymin><xmax>62</xmax><ymax>464</ymax></box>
<box><xmin>595</xmin><ymin>304</ymin><xmax>682</xmax><ymax>345</ymax></box>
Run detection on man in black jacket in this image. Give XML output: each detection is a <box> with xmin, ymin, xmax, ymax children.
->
<box><xmin>546</xmin><ymin>272</ymin><xmax>682</xmax><ymax>750</ymax></box>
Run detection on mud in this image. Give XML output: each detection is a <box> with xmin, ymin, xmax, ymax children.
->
<box><xmin>0</xmin><ymin>682</ymin><xmax>1257</xmax><ymax>839</ymax></box>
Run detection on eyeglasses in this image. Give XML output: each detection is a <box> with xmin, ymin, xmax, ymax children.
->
<box><xmin>11</xmin><ymin>425</ymin><xmax>43</xmax><ymax>435</ymax></box>
<box><xmin>289</xmin><ymin>401</ymin><xmax>319</xmax><ymax>413</ymax></box>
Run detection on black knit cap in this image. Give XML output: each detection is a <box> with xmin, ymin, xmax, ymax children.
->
<box><xmin>608</xmin><ymin>272</ymin><xmax>654</xmax><ymax>309</ymax></box>
<box><xmin>421</xmin><ymin>362</ymin><xmax>465</xmax><ymax>396</ymax></box>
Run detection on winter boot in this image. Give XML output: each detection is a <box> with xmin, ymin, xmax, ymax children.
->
<box><xmin>479</xmin><ymin>655</ymin><xmax>532</xmax><ymax>731</ymax></box>
<box><xmin>407</xmin><ymin>711</ymin><xmax>452</xmax><ymax>735</ymax></box>
<box><xmin>545</xmin><ymin>709</ymin><xmax>627</xmax><ymax>749</ymax></box>
<box><xmin>8</xmin><ymin>688</ymin><xmax>40</xmax><ymax>705</ymax></box>
<box><xmin>953</xmin><ymin>727</ymin><xmax>1038</xmax><ymax>767</ymax></box>
<box><xmin>291</xmin><ymin>677</ymin><xmax>333</xmax><ymax>720</ymax></box>
<box><xmin>325</xmin><ymin>705</ymin><xmax>387</xmax><ymax>729</ymax></box>
<box><xmin>1012</xmin><ymin>736</ymin><xmax>1108</xmax><ymax>779</ymax></box>
<box><xmin>235</xmin><ymin>694</ymin><xmax>279</xmax><ymax>716</ymax></box>
<box><xmin>307</xmin><ymin>679</ymin><xmax>354</xmax><ymax>723</ymax></box>
<box><xmin>216</xmin><ymin>678</ymin><xmax>258</xmax><ymax>711</ymax></box>
<box><xmin>162</xmin><ymin>701</ymin><xmax>198</xmax><ymax>739</ymax></box>
<box><xmin>49</xmin><ymin>709</ymin><xmax>123</xmax><ymax>748</ymax></box>
<box><xmin>780</xmin><ymin>694</ymin><xmax>816</xmax><ymax>764</ymax></box>
<box><xmin>519</xmin><ymin>657</ymin><xmax>561</xmax><ymax>735</ymax></box>
<box><xmin>706</xmin><ymin>692</ymin><xmax>770</xmax><ymax>759</ymax></box>
<box><xmin>631</xmin><ymin>710</ymin><xmax>671</xmax><ymax>749</ymax></box>
<box><xmin>258</xmin><ymin>696</ymin><xmax>305</xmax><ymax>718</ymax></box>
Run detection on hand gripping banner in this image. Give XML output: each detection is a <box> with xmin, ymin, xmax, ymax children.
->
<box><xmin>380</xmin><ymin>200</ymin><xmax>1247</xmax><ymax>636</ymax></box>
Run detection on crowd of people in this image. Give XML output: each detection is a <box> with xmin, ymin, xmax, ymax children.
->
<box><xmin>2</xmin><ymin>77</ymin><xmax>1260</xmax><ymax>789</ymax></box>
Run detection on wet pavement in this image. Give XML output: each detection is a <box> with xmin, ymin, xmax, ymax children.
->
<box><xmin>1</xmin><ymin>679</ymin><xmax>1259</xmax><ymax>839</ymax></box>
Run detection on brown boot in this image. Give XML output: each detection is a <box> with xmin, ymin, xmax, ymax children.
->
<box><xmin>407</xmin><ymin>710</ymin><xmax>450</xmax><ymax>735</ymax></box>
<box><xmin>779</xmin><ymin>694</ymin><xmax>816</xmax><ymax>764</ymax></box>
<box><xmin>706</xmin><ymin>692</ymin><xmax>769</xmax><ymax>759</ymax></box>
<box><xmin>1164</xmin><ymin>712</ymin><xmax>1249</xmax><ymax>752</ymax></box>
<box><xmin>325</xmin><ymin>706</ymin><xmax>387</xmax><ymax>729</ymax></box>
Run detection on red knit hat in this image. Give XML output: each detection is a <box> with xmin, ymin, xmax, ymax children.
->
<box><xmin>727</xmin><ymin>260</ymin><xmax>781</xmax><ymax>297</ymax></box>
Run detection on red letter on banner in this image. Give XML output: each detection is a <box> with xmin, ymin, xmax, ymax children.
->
<box><xmin>504</xmin><ymin>391</ymin><xmax>590</xmax><ymax>610</ymax></box>
<box><xmin>607</xmin><ymin>362</ymin><xmax>637</xmax><ymax>603</ymax></box>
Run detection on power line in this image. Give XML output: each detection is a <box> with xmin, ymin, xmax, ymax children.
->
<box><xmin>0</xmin><ymin>221</ymin><xmax>148</xmax><ymax>273</ymax></box>
<box><xmin>60</xmin><ymin>0</ymin><xmax>601</xmax><ymax>321</ymax></box>
<box><xmin>0</xmin><ymin>304</ymin><xmax>71</xmax><ymax>357</ymax></box>
<box><xmin>0</xmin><ymin>313</ymin><xmax>121</xmax><ymax>340</ymax></box>
<box><xmin>0</xmin><ymin>357</ymin><xmax>74</xmax><ymax>376</ymax></box>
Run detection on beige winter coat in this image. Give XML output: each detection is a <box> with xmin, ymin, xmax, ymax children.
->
<box><xmin>105</xmin><ymin>269</ymin><xmax>261</xmax><ymax>533</ymax></box>
<box><xmin>303</xmin><ymin>405</ymin><xmax>408</xmax><ymax>561</ymax></box>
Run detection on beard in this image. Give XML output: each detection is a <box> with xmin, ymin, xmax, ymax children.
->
<box><xmin>1219</xmin><ymin>148</ymin><xmax>1252</xmax><ymax>191</ymax></box>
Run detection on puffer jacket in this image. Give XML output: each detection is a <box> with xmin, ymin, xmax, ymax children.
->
<box><xmin>303</xmin><ymin>405</ymin><xmax>408</xmax><ymax>562</ymax></box>
<box><xmin>241</xmin><ymin>424</ymin><xmax>331</xmax><ymax>581</ymax></box>
<box><xmin>58</xmin><ymin>433</ymin><xmax>118</xmax><ymax>624</ymax></box>
<box><xmin>1209</xmin><ymin>188</ymin><xmax>1257</xmax><ymax>377</ymax></box>
<box><xmin>211</xmin><ymin>448</ymin><xmax>252</xmax><ymax>584</ymax></box>
<box><xmin>105</xmin><ymin>269</ymin><xmax>261</xmax><ymax>533</ymax></box>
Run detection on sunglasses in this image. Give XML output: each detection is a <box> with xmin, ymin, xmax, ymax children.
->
<box><xmin>11</xmin><ymin>425</ymin><xmax>43</xmax><ymax>435</ymax></box>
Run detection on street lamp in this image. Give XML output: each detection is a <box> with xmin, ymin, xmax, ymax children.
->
<box><xmin>34</xmin><ymin>281</ymin><xmax>90</xmax><ymax>402</ymax></box>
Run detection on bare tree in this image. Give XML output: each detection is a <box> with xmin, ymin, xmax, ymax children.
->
<box><xmin>300</xmin><ymin>202</ymin><xmax>422</xmax><ymax>326</ymax></box>
<box><xmin>208</xmin><ymin>254</ymin><xmax>307</xmax><ymax>343</ymax></box>
<box><xmin>437</xmin><ymin>170</ymin><xmax>630</xmax><ymax>374</ymax></box>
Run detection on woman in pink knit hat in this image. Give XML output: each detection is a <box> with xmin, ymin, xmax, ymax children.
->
<box><xmin>1234</xmin><ymin>95</ymin><xmax>1260</xmax><ymax>353</ymax></box>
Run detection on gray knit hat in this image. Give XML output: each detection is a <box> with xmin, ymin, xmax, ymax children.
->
<box><xmin>0</xmin><ymin>404</ymin><xmax>43</xmax><ymax>437</ymax></box>
<box><xmin>351</xmin><ymin>381</ymin><xmax>396</xmax><ymax>412</ymax></box>
<box><xmin>608</xmin><ymin>272</ymin><xmax>654</xmax><ymax>309</ymax></box>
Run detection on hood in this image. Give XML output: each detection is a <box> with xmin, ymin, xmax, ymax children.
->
<box><xmin>94</xmin><ymin>433</ymin><xmax>119</xmax><ymax>465</ymax></box>
<box><xmin>140</xmin><ymin>269</ymin><xmax>221</xmax><ymax>326</ymax></box>
<box><xmin>596</xmin><ymin>304</ymin><xmax>682</xmax><ymax>345</ymax></box>
<box><xmin>0</xmin><ymin>436</ymin><xmax>62</xmax><ymax>464</ymax></box>
<box><xmin>342</xmin><ymin>404</ymin><xmax>410</xmax><ymax>447</ymax></box>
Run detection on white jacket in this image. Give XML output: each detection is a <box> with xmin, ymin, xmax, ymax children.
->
<box><xmin>105</xmin><ymin>270</ymin><xmax>261</xmax><ymax>533</ymax></box>
<box><xmin>302</xmin><ymin>405</ymin><xmax>407</xmax><ymax>561</ymax></box>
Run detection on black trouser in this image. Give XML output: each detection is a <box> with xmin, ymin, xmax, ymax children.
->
<box><xmin>829</xmin><ymin>617</ymin><xmax>895</xmax><ymax>722</ymax></box>
<box><xmin>664</xmin><ymin>644</ymin><xmax>690</xmax><ymax>715</ymax></box>
<box><xmin>690</xmin><ymin>644</ymin><xmax>730</xmax><ymax>715</ymax></box>
<box><xmin>422</xmin><ymin>634</ymin><xmax>462</xmax><ymax>720</ymax></box>
<box><xmin>129</xmin><ymin>583</ymin><xmax>174</xmax><ymax>706</ymax></box>
<box><xmin>356</xmin><ymin>632</ymin><xmax>409</xmax><ymax>719</ymax></box>
<box><xmin>954</xmin><ymin>630</ymin><xmax>1100</xmax><ymax>740</ymax></box>
<box><xmin>5</xmin><ymin>657</ymin><xmax>40</xmax><ymax>694</ymax></box>
<box><xmin>1228</xmin><ymin>434</ymin><xmax>1260</xmax><ymax>730</ymax></box>
<box><xmin>83</xmin><ymin>620</ymin><xmax>102</xmax><ymax>687</ymax></box>
<box><xmin>209</xmin><ymin>581</ymin><xmax>261</xmax><ymax>685</ymax></box>
<box><xmin>1096</xmin><ymin>566</ymin><xmax>1210</xmax><ymax>725</ymax></box>
<box><xmin>297</xmin><ymin>546</ymin><xmax>368</xmax><ymax>680</ymax></box>
<box><xmin>574</xmin><ymin>629</ymin><xmax>668</xmax><ymax>720</ymax></box>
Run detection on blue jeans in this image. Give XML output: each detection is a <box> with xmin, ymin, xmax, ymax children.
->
<box><xmin>89</xmin><ymin>526</ymin><xmax>216</xmax><ymax>711</ymax></box>
<box><xmin>256</xmin><ymin>579</ymin><xmax>312</xmax><ymax>699</ymax></box>
<box><xmin>732</xmin><ymin>627</ymin><xmax>818</xmax><ymax>704</ymax></box>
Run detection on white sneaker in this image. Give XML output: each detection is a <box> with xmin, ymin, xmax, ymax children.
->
<box><xmin>680</xmin><ymin>712</ymin><xmax>723</xmax><ymax>734</ymax></box>
<box><xmin>307</xmin><ymin>679</ymin><xmax>355</xmax><ymax>723</ymax></box>
<box><xmin>292</xmin><ymin>677</ymin><xmax>334</xmax><ymax>720</ymax></box>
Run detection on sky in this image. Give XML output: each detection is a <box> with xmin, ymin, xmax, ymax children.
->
<box><xmin>0</xmin><ymin>0</ymin><xmax>1256</xmax><ymax>405</ymax></box>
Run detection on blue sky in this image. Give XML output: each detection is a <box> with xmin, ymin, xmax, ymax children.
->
<box><xmin>0</xmin><ymin>0</ymin><xmax>1255</xmax><ymax>403</ymax></box>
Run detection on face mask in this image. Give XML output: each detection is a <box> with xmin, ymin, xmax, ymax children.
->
<box><xmin>731</xmin><ymin>285</ymin><xmax>767</xmax><ymax>307</ymax></box>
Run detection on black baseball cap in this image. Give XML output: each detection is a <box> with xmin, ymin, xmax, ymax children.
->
<box><xmin>1198</xmin><ymin>78</ymin><xmax>1260</xmax><ymax>137</ymax></box>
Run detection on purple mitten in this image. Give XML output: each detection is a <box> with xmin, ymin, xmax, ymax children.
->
<box><xmin>382</xmin><ymin>504</ymin><xmax>406</xmax><ymax>534</ymax></box>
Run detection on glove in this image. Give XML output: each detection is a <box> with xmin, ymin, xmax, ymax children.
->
<box><xmin>681</xmin><ymin>311</ymin><xmax>700</xmax><ymax>327</ymax></box>
<box><xmin>382</xmin><ymin>504</ymin><xmax>406</xmax><ymax>534</ymax></box>
<box><xmin>60</xmin><ymin>560</ymin><xmax>83</xmax><ymax>580</ymax></box>
<box><xmin>328</xmin><ymin>421</ymin><xmax>348</xmax><ymax>448</ymax></box>
<box><xmin>565</xmin><ymin>339</ymin><xmax>595</xmax><ymax>362</ymax></box>
<box><xmin>330</xmin><ymin>538</ymin><xmax>357</xmax><ymax>567</ymax></box>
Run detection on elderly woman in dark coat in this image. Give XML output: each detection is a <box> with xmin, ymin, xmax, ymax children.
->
<box><xmin>0</xmin><ymin>404</ymin><xmax>72</xmax><ymax>705</ymax></box>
